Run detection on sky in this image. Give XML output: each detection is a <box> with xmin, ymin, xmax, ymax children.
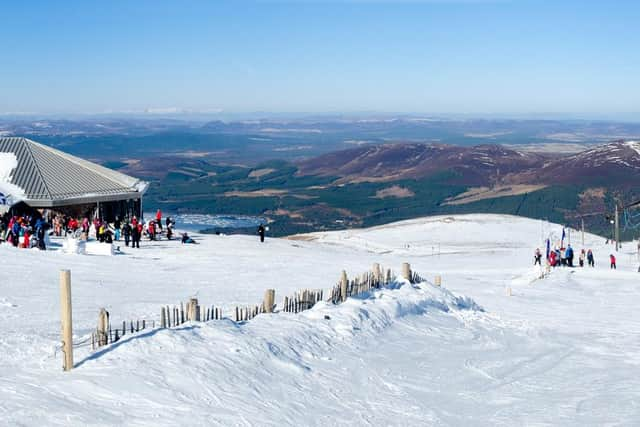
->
<box><xmin>0</xmin><ymin>0</ymin><xmax>639</xmax><ymax>116</ymax></box>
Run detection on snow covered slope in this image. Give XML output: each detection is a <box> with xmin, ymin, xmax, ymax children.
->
<box><xmin>1</xmin><ymin>214</ymin><xmax>639</xmax><ymax>426</ymax></box>
<box><xmin>0</xmin><ymin>152</ymin><xmax>25</xmax><ymax>209</ymax></box>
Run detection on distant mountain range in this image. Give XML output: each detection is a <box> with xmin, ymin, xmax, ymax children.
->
<box><xmin>134</xmin><ymin>138</ymin><xmax>640</xmax><ymax>239</ymax></box>
<box><xmin>3</xmin><ymin>116</ymin><xmax>640</xmax><ymax>237</ymax></box>
<box><xmin>3</xmin><ymin>117</ymin><xmax>640</xmax><ymax>166</ymax></box>
<box><xmin>297</xmin><ymin>140</ymin><xmax>640</xmax><ymax>188</ymax></box>
<box><xmin>297</xmin><ymin>143</ymin><xmax>543</xmax><ymax>186</ymax></box>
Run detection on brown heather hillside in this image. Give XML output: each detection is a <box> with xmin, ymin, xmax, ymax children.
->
<box><xmin>297</xmin><ymin>140</ymin><xmax>640</xmax><ymax>189</ymax></box>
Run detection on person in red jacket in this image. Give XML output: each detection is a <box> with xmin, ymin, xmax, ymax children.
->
<box><xmin>610</xmin><ymin>254</ymin><xmax>617</xmax><ymax>269</ymax></box>
<box><xmin>148</xmin><ymin>220</ymin><xmax>156</xmax><ymax>240</ymax></box>
<box><xmin>131</xmin><ymin>222</ymin><xmax>143</xmax><ymax>248</ymax></box>
<box><xmin>549</xmin><ymin>250</ymin><xmax>557</xmax><ymax>267</ymax></box>
<box><xmin>23</xmin><ymin>229</ymin><xmax>30</xmax><ymax>248</ymax></box>
<box><xmin>155</xmin><ymin>209</ymin><xmax>163</xmax><ymax>231</ymax></box>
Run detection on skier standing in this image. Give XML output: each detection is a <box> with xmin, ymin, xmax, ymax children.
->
<box><xmin>166</xmin><ymin>216</ymin><xmax>174</xmax><ymax>240</ymax></box>
<box><xmin>131</xmin><ymin>222</ymin><xmax>141</xmax><ymax>248</ymax></box>
<box><xmin>610</xmin><ymin>254</ymin><xmax>617</xmax><ymax>269</ymax></box>
<box><xmin>114</xmin><ymin>216</ymin><xmax>121</xmax><ymax>241</ymax></box>
<box><xmin>35</xmin><ymin>218</ymin><xmax>46</xmax><ymax>250</ymax></box>
<box><xmin>258</xmin><ymin>224</ymin><xmax>266</xmax><ymax>243</ymax></box>
<box><xmin>123</xmin><ymin>222</ymin><xmax>132</xmax><ymax>247</ymax></box>
<box><xmin>566</xmin><ymin>244</ymin><xmax>574</xmax><ymax>267</ymax></box>
<box><xmin>148</xmin><ymin>220</ymin><xmax>156</xmax><ymax>241</ymax></box>
<box><xmin>534</xmin><ymin>248</ymin><xmax>542</xmax><ymax>265</ymax></box>
<box><xmin>156</xmin><ymin>209</ymin><xmax>163</xmax><ymax>231</ymax></box>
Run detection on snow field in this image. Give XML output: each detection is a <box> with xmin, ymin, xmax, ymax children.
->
<box><xmin>1</xmin><ymin>214</ymin><xmax>639</xmax><ymax>425</ymax></box>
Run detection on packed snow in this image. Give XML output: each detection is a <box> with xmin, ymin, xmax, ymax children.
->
<box><xmin>1</xmin><ymin>214</ymin><xmax>639</xmax><ymax>426</ymax></box>
<box><xmin>0</xmin><ymin>153</ymin><xmax>25</xmax><ymax>209</ymax></box>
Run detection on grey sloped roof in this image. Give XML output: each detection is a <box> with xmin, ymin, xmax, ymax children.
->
<box><xmin>0</xmin><ymin>137</ymin><xmax>147</xmax><ymax>207</ymax></box>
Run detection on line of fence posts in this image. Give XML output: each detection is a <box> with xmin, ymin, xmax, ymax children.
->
<box><xmin>329</xmin><ymin>263</ymin><xmax>394</xmax><ymax>304</ymax></box>
<box><xmin>90</xmin><ymin>297</ymin><xmax>228</xmax><ymax>353</ymax></box>
<box><xmin>92</xmin><ymin>314</ymin><xmax>155</xmax><ymax>351</ymax></box>
<box><xmin>282</xmin><ymin>288</ymin><xmax>323</xmax><ymax>313</ymax></box>
<box><xmin>78</xmin><ymin>262</ymin><xmax>445</xmax><ymax>362</ymax></box>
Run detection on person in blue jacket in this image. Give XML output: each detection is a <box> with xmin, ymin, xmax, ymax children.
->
<box><xmin>11</xmin><ymin>220</ymin><xmax>20</xmax><ymax>247</ymax></box>
<box><xmin>565</xmin><ymin>244</ymin><xmax>574</xmax><ymax>267</ymax></box>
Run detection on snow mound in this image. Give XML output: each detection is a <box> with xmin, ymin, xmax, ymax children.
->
<box><xmin>1</xmin><ymin>279</ymin><xmax>485</xmax><ymax>426</ymax></box>
<box><xmin>0</xmin><ymin>152</ymin><xmax>25</xmax><ymax>208</ymax></box>
<box><xmin>90</xmin><ymin>279</ymin><xmax>483</xmax><ymax>367</ymax></box>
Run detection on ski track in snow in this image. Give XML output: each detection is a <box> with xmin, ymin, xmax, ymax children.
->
<box><xmin>1</xmin><ymin>213</ymin><xmax>640</xmax><ymax>425</ymax></box>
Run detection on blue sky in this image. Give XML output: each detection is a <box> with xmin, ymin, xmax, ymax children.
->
<box><xmin>0</xmin><ymin>0</ymin><xmax>638</xmax><ymax>116</ymax></box>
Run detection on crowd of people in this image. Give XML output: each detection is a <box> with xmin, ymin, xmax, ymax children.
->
<box><xmin>2</xmin><ymin>207</ymin><xmax>272</xmax><ymax>251</ymax></box>
<box><xmin>0</xmin><ymin>214</ymin><xmax>48</xmax><ymax>249</ymax></box>
<box><xmin>534</xmin><ymin>245</ymin><xmax>617</xmax><ymax>269</ymax></box>
<box><xmin>0</xmin><ymin>209</ymin><xmax>178</xmax><ymax>250</ymax></box>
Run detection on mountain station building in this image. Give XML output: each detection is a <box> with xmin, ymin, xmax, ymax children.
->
<box><xmin>0</xmin><ymin>137</ymin><xmax>147</xmax><ymax>221</ymax></box>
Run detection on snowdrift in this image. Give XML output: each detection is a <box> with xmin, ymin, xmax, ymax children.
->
<box><xmin>3</xmin><ymin>279</ymin><xmax>484</xmax><ymax>426</ymax></box>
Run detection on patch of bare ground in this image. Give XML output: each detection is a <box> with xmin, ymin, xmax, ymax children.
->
<box><xmin>248</xmin><ymin>168</ymin><xmax>275</xmax><ymax>178</ymax></box>
<box><xmin>265</xmin><ymin>209</ymin><xmax>304</xmax><ymax>219</ymax></box>
<box><xmin>224</xmin><ymin>189</ymin><xmax>288</xmax><ymax>197</ymax></box>
<box><xmin>374</xmin><ymin>185</ymin><xmax>415</xmax><ymax>199</ymax></box>
<box><xmin>173</xmin><ymin>151</ymin><xmax>219</xmax><ymax>158</ymax></box>
<box><xmin>444</xmin><ymin>184</ymin><xmax>547</xmax><ymax>206</ymax></box>
<box><xmin>336</xmin><ymin>175</ymin><xmax>403</xmax><ymax>184</ymax></box>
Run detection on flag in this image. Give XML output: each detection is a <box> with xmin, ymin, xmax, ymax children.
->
<box><xmin>561</xmin><ymin>228</ymin><xmax>566</xmax><ymax>247</ymax></box>
<box><xmin>546</xmin><ymin>238</ymin><xmax>550</xmax><ymax>260</ymax></box>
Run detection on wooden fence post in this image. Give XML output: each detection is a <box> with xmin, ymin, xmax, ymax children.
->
<box><xmin>263</xmin><ymin>289</ymin><xmax>275</xmax><ymax>313</ymax></box>
<box><xmin>97</xmin><ymin>308</ymin><xmax>109</xmax><ymax>347</ymax></box>
<box><xmin>340</xmin><ymin>270</ymin><xmax>348</xmax><ymax>302</ymax></box>
<box><xmin>161</xmin><ymin>307</ymin><xmax>167</xmax><ymax>328</ymax></box>
<box><xmin>372</xmin><ymin>263</ymin><xmax>381</xmax><ymax>284</ymax></box>
<box><xmin>401</xmin><ymin>263</ymin><xmax>411</xmax><ymax>281</ymax></box>
<box><xmin>434</xmin><ymin>275</ymin><xmax>442</xmax><ymax>287</ymax></box>
<box><xmin>186</xmin><ymin>298</ymin><xmax>197</xmax><ymax>321</ymax></box>
<box><xmin>59</xmin><ymin>269</ymin><xmax>73</xmax><ymax>371</ymax></box>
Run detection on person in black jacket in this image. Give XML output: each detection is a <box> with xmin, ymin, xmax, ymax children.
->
<box><xmin>36</xmin><ymin>222</ymin><xmax>46</xmax><ymax>250</ymax></box>
<box><xmin>165</xmin><ymin>217</ymin><xmax>174</xmax><ymax>240</ymax></box>
<box><xmin>258</xmin><ymin>224</ymin><xmax>265</xmax><ymax>243</ymax></box>
<box><xmin>122</xmin><ymin>222</ymin><xmax>132</xmax><ymax>247</ymax></box>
